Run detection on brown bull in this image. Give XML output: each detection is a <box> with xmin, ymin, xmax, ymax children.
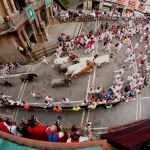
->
<box><xmin>71</xmin><ymin>60</ymin><xmax>96</xmax><ymax>78</ymax></box>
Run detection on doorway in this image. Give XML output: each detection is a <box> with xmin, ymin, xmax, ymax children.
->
<box><xmin>92</xmin><ymin>1</ymin><xmax>100</xmax><ymax>10</ymax></box>
<box><xmin>14</xmin><ymin>0</ymin><xmax>26</xmax><ymax>12</ymax></box>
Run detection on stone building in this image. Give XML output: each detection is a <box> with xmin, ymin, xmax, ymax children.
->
<box><xmin>0</xmin><ymin>0</ymin><xmax>55</xmax><ymax>63</ymax></box>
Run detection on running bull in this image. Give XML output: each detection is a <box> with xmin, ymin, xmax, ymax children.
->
<box><xmin>20</xmin><ymin>73</ymin><xmax>38</xmax><ymax>82</ymax></box>
<box><xmin>51</xmin><ymin>78</ymin><xmax>71</xmax><ymax>88</ymax></box>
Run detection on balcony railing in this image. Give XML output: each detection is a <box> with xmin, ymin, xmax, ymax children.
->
<box><xmin>0</xmin><ymin>0</ymin><xmax>45</xmax><ymax>35</ymax></box>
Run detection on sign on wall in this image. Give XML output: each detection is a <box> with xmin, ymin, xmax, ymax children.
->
<box><xmin>26</xmin><ymin>4</ymin><xmax>35</xmax><ymax>22</ymax></box>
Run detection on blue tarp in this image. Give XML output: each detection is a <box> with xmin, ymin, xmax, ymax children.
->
<box><xmin>0</xmin><ymin>138</ymin><xmax>35</xmax><ymax>150</ymax></box>
<box><xmin>78</xmin><ymin>146</ymin><xmax>103</xmax><ymax>150</ymax></box>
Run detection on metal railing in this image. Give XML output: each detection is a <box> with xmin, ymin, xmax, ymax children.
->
<box><xmin>13</xmin><ymin>10</ymin><xmax>27</xmax><ymax>27</ymax></box>
<box><xmin>0</xmin><ymin>0</ymin><xmax>45</xmax><ymax>34</ymax></box>
<box><xmin>14</xmin><ymin>0</ymin><xmax>45</xmax><ymax>28</ymax></box>
<box><xmin>0</xmin><ymin>22</ymin><xmax>9</xmax><ymax>33</ymax></box>
<box><xmin>58</xmin><ymin>15</ymin><xmax>143</xmax><ymax>23</ymax></box>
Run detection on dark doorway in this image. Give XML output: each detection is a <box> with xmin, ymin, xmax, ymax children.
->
<box><xmin>92</xmin><ymin>1</ymin><xmax>100</xmax><ymax>10</ymax></box>
<box><xmin>40</xmin><ymin>9</ymin><xmax>47</xmax><ymax>24</ymax></box>
<box><xmin>30</xmin><ymin>34</ymin><xmax>36</xmax><ymax>43</ymax></box>
<box><xmin>14</xmin><ymin>0</ymin><xmax>26</xmax><ymax>12</ymax></box>
<box><xmin>25</xmin><ymin>23</ymin><xmax>32</xmax><ymax>37</ymax></box>
<box><xmin>24</xmin><ymin>23</ymin><xmax>36</xmax><ymax>43</ymax></box>
<box><xmin>118</xmin><ymin>8</ymin><xmax>123</xmax><ymax>13</ymax></box>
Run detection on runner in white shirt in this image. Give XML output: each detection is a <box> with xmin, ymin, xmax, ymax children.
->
<box><xmin>44</xmin><ymin>95</ymin><xmax>54</xmax><ymax>103</ymax></box>
<box><xmin>0</xmin><ymin>93</ymin><xmax>12</xmax><ymax>100</ymax></box>
<box><xmin>62</xmin><ymin>97</ymin><xmax>71</xmax><ymax>105</ymax></box>
<box><xmin>140</xmin><ymin>35</ymin><xmax>144</xmax><ymax>43</ymax></box>
<box><xmin>114</xmin><ymin>66</ymin><xmax>125</xmax><ymax>76</ymax></box>
<box><xmin>134</xmin><ymin>42</ymin><xmax>139</xmax><ymax>50</ymax></box>
<box><xmin>42</xmin><ymin>56</ymin><xmax>48</xmax><ymax>64</ymax></box>
<box><xmin>117</xmin><ymin>42</ymin><xmax>123</xmax><ymax>53</ymax></box>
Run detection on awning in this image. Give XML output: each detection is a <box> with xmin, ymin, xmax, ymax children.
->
<box><xmin>0</xmin><ymin>138</ymin><xmax>35</xmax><ymax>150</ymax></box>
<box><xmin>78</xmin><ymin>146</ymin><xmax>103</xmax><ymax>150</ymax></box>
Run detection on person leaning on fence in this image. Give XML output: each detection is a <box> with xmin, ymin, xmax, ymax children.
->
<box><xmin>27</xmin><ymin>116</ymin><xmax>47</xmax><ymax>141</ymax></box>
<box><xmin>72</xmin><ymin>105</ymin><xmax>81</xmax><ymax>111</ymax></box>
<box><xmin>67</xmin><ymin>126</ymin><xmax>93</xmax><ymax>143</ymax></box>
<box><xmin>22</xmin><ymin>101</ymin><xmax>31</xmax><ymax>111</ymax></box>
<box><xmin>88</xmin><ymin>102</ymin><xmax>97</xmax><ymax>110</ymax></box>
<box><xmin>17</xmin><ymin>46</ymin><xmax>26</xmax><ymax>55</ymax></box>
<box><xmin>53</xmin><ymin>106</ymin><xmax>62</xmax><ymax>113</ymax></box>
<box><xmin>4</xmin><ymin>15</ymin><xmax>14</xmax><ymax>29</ymax></box>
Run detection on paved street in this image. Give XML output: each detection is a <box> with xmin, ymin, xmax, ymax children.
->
<box><xmin>0</xmin><ymin>19</ymin><xmax>149</xmax><ymax>133</ymax></box>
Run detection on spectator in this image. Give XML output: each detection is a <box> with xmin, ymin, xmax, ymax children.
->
<box><xmin>5</xmin><ymin>121</ymin><xmax>22</xmax><ymax>136</ymax></box>
<box><xmin>17</xmin><ymin>120</ymin><xmax>30</xmax><ymax>138</ymax></box>
<box><xmin>72</xmin><ymin>105</ymin><xmax>81</xmax><ymax>111</ymax></box>
<box><xmin>22</xmin><ymin>101</ymin><xmax>31</xmax><ymax>111</ymax></box>
<box><xmin>67</xmin><ymin>126</ymin><xmax>92</xmax><ymax>143</ymax></box>
<box><xmin>53</xmin><ymin>106</ymin><xmax>62</xmax><ymax>113</ymax></box>
<box><xmin>44</xmin><ymin>95</ymin><xmax>54</xmax><ymax>103</ymax></box>
<box><xmin>27</xmin><ymin>116</ymin><xmax>47</xmax><ymax>141</ymax></box>
<box><xmin>57</xmin><ymin>131</ymin><xmax>68</xmax><ymax>142</ymax></box>
<box><xmin>88</xmin><ymin>102</ymin><xmax>97</xmax><ymax>110</ymax></box>
<box><xmin>62</xmin><ymin>97</ymin><xmax>71</xmax><ymax>105</ymax></box>
<box><xmin>25</xmin><ymin>42</ymin><xmax>32</xmax><ymax>52</ymax></box>
<box><xmin>17</xmin><ymin>46</ymin><xmax>26</xmax><ymax>55</ymax></box>
<box><xmin>46</xmin><ymin>124</ymin><xmax>58</xmax><ymax>142</ymax></box>
<box><xmin>0</xmin><ymin>116</ymin><xmax>10</xmax><ymax>133</ymax></box>
<box><xmin>4</xmin><ymin>15</ymin><xmax>14</xmax><ymax>28</ymax></box>
<box><xmin>30</xmin><ymin>91</ymin><xmax>40</xmax><ymax>100</ymax></box>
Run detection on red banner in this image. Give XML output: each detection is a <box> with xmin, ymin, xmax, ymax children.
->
<box><xmin>128</xmin><ymin>0</ymin><xmax>136</xmax><ymax>7</ymax></box>
<box><xmin>117</xmin><ymin>0</ymin><xmax>125</xmax><ymax>3</ymax></box>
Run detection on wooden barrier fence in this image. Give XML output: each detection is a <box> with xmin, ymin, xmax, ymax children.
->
<box><xmin>31</xmin><ymin>43</ymin><xmax>59</xmax><ymax>60</ymax></box>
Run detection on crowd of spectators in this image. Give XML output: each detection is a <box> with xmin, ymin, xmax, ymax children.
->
<box><xmin>0</xmin><ymin>115</ymin><xmax>93</xmax><ymax>143</ymax></box>
<box><xmin>54</xmin><ymin>7</ymin><xmax>144</xmax><ymax>22</ymax></box>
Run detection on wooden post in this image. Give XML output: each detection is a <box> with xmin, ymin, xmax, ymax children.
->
<box><xmin>43</xmin><ymin>47</ymin><xmax>48</xmax><ymax>56</ymax></box>
<box><xmin>9</xmin><ymin>0</ymin><xmax>18</xmax><ymax>13</ymax></box>
<box><xmin>17</xmin><ymin>31</ymin><xmax>28</xmax><ymax>63</ymax></box>
<box><xmin>50</xmin><ymin>7</ymin><xmax>54</xmax><ymax>18</ymax></box>
<box><xmin>22</xmin><ymin>28</ymin><xmax>30</xmax><ymax>43</ymax></box>
<box><xmin>46</xmin><ymin>8</ymin><xmax>50</xmax><ymax>25</ymax></box>
<box><xmin>2</xmin><ymin>0</ymin><xmax>11</xmax><ymax>16</ymax></box>
<box><xmin>30</xmin><ymin>22</ymin><xmax>38</xmax><ymax>43</ymax></box>
<box><xmin>37</xmin><ymin>13</ymin><xmax>48</xmax><ymax>41</ymax></box>
<box><xmin>17</xmin><ymin>30</ymin><xmax>26</xmax><ymax>47</ymax></box>
<box><xmin>34</xmin><ymin>16</ymin><xmax>41</xmax><ymax>33</ymax></box>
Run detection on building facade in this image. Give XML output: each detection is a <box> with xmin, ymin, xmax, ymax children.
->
<box><xmin>82</xmin><ymin>0</ymin><xmax>147</xmax><ymax>13</ymax></box>
<box><xmin>0</xmin><ymin>0</ymin><xmax>148</xmax><ymax>64</ymax></box>
<box><xmin>0</xmin><ymin>0</ymin><xmax>56</xmax><ymax>63</ymax></box>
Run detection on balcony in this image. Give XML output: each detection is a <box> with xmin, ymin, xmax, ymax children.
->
<box><xmin>0</xmin><ymin>0</ymin><xmax>45</xmax><ymax>35</ymax></box>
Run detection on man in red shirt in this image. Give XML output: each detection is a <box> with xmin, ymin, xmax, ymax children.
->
<box><xmin>140</xmin><ymin>59</ymin><xmax>145</xmax><ymax>65</ymax></box>
<box><xmin>27</xmin><ymin>117</ymin><xmax>47</xmax><ymax>141</ymax></box>
<box><xmin>53</xmin><ymin>106</ymin><xmax>62</xmax><ymax>113</ymax></box>
<box><xmin>0</xmin><ymin>122</ymin><xmax>10</xmax><ymax>133</ymax></box>
<box><xmin>0</xmin><ymin>117</ymin><xmax>11</xmax><ymax>133</ymax></box>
